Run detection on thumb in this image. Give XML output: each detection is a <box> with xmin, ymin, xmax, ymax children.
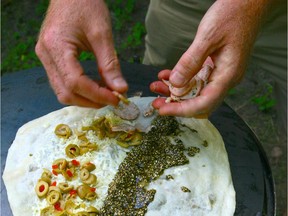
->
<box><xmin>170</xmin><ymin>39</ymin><xmax>210</xmax><ymax>88</ymax></box>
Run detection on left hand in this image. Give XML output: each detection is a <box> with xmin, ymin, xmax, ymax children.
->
<box><xmin>150</xmin><ymin>0</ymin><xmax>270</xmax><ymax>118</ymax></box>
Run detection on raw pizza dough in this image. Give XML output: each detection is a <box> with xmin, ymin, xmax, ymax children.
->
<box><xmin>3</xmin><ymin>97</ymin><xmax>235</xmax><ymax>216</ymax></box>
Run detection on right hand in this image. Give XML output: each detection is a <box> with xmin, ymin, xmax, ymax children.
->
<box><xmin>35</xmin><ymin>0</ymin><xmax>128</xmax><ymax>108</ymax></box>
<box><xmin>150</xmin><ymin>0</ymin><xmax>269</xmax><ymax>117</ymax></box>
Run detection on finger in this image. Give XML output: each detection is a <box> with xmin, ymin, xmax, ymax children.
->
<box><xmin>57</xmin><ymin>49</ymin><xmax>120</xmax><ymax>106</ymax></box>
<box><xmin>88</xmin><ymin>29</ymin><xmax>128</xmax><ymax>94</ymax></box>
<box><xmin>152</xmin><ymin>97</ymin><xmax>167</xmax><ymax>109</ymax></box>
<box><xmin>150</xmin><ymin>81</ymin><xmax>170</xmax><ymax>96</ymax></box>
<box><xmin>157</xmin><ymin>69</ymin><xmax>171</xmax><ymax>80</ymax></box>
<box><xmin>157</xmin><ymin>98</ymin><xmax>207</xmax><ymax>116</ymax></box>
<box><xmin>155</xmin><ymin>72</ymin><xmax>228</xmax><ymax>117</ymax></box>
<box><xmin>152</xmin><ymin>97</ymin><xmax>208</xmax><ymax>119</ymax></box>
<box><xmin>36</xmin><ymin>44</ymin><xmax>107</xmax><ymax>108</ymax></box>
<box><xmin>152</xmin><ymin>97</ymin><xmax>210</xmax><ymax>117</ymax></box>
<box><xmin>170</xmin><ymin>34</ymin><xmax>213</xmax><ymax>88</ymax></box>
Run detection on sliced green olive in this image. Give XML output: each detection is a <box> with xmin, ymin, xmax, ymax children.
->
<box><xmin>86</xmin><ymin>142</ymin><xmax>98</xmax><ymax>151</ymax></box>
<box><xmin>46</xmin><ymin>190</ymin><xmax>61</xmax><ymax>205</ymax></box>
<box><xmin>81</xmin><ymin>162</ymin><xmax>96</xmax><ymax>172</ymax></box>
<box><xmin>96</xmin><ymin>128</ymin><xmax>106</xmax><ymax>140</ymax></box>
<box><xmin>87</xmin><ymin>206</ymin><xmax>100</xmax><ymax>213</ymax></box>
<box><xmin>79</xmin><ymin>147</ymin><xmax>90</xmax><ymax>155</ymax></box>
<box><xmin>130</xmin><ymin>132</ymin><xmax>142</xmax><ymax>146</ymax></box>
<box><xmin>53</xmin><ymin>158</ymin><xmax>67</xmax><ymax>171</ymax></box>
<box><xmin>82</xmin><ymin>173</ymin><xmax>97</xmax><ymax>185</ymax></box>
<box><xmin>117</xmin><ymin>132</ymin><xmax>142</xmax><ymax>146</ymax></box>
<box><xmin>78</xmin><ymin>135</ymin><xmax>89</xmax><ymax>142</ymax></box>
<box><xmin>48</xmin><ymin>186</ymin><xmax>61</xmax><ymax>193</ymax></box>
<box><xmin>35</xmin><ymin>180</ymin><xmax>49</xmax><ymax>198</ymax></box>
<box><xmin>82</xmin><ymin>125</ymin><xmax>97</xmax><ymax>132</ymax></box>
<box><xmin>105</xmin><ymin>131</ymin><xmax>117</xmax><ymax>138</ymax></box>
<box><xmin>64</xmin><ymin>199</ymin><xmax>77</xmax><ymax>215</ymax></box>
<box><xmin>85</xmin><ymin>191</ymin><xmax>98</xmax><ymax>201</ymax></box>
<box><xmin>77</xmin><ymin>185</ymin><xmax>91</xmax><ymax>199</ymax></box>
<box><xmin>55</xmin><ymin>211</ymin><xmax>68</xmax><ymax>216</ymax></box>
<box><xmin>79</xmin><ymin>143</ymin><xmax>98</xmax><ymax>155</ymax></box>
<box><xmin>75</xmin><ymin>212</ymin><xmax>89</xmax><ymax>216</ymax></box>
<box><xmin>79</xmin><ymin>142</ymin><xmax>89</xmax><ymax>147</ymax></box>
<box><xmin>40</xmin><ymin>206</ymin><xmax>53</xmax><ymax>216</ymax></box>
<box><xmin>94</xmin><ymin>116</ymin><xmax>106</xmax><ymax>125</ymax></box>
<box><xmin>62</xmin><ymin>168</ymin><xmax>76</xmax><ymax>181</ymax></box>
<box><xmin>116</xmin><ymin>140</ymin><xmax>129</xmax><ymax>148</ymax></box>
<box><xmin>55</xmin><ymin>124</ymin><xmax>72</xmax><ymax>139</ymax></box>
<box><xmin>75</xmin><ymin>130</ymin><xmax>88</xmax><ymax>142</ymax></box>
<box><xmin>65</xmin><ymin>144</ymin><xmax>80</xmax><ymax>158</ymax></box>
<box><xmin>41</xmin><ymin>169</ymin><xmax>52</xmax><ymax>185</ymax></box>
<box><xmin>118</xmin><ymin>132</ymin><xmax>132</xmax><ymax>141</ymax></box>
<box><xmin>58</xmin><ymin>182</ymin><xmax>74</xmax><ymax>193</ymax></box>
<box><xmin>80</xmin><ymin>168</ymin><xmax>90</xmax><ymax>181</ymax></box>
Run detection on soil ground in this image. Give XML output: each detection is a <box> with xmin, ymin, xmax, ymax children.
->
<box><xmin>1</xmin><ymin>1</ymin><xmax>287</xmax><ymax>215</ymax></box>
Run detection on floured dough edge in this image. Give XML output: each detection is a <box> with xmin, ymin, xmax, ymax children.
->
<box><xmin>3</xmin><ymin>96</ymin><xmax>235</xmax><ymax>216</ymax></box>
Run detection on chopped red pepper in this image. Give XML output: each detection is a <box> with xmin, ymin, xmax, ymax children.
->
<box><xmin>39</xmin><ymin>185</ymin><xmax>45</xmax><ymax>192</ymax></box>
<box><xmin>52</xmin><ymin>170</ymin><xmax>58</xmax><ymax>176</ymax></box>
<box><xmin>52</xmin><ymin>164</ymin><xmax>58</xmax><ymax>169</ymax></box>
<box><xmin>69</xmin><ymin>189</ymin><xmax>77</xmax><ymax>197</ymax></box>
<box><xmin>66</xmin><ymin>169</ymin><xmax>73</xmax><ymax>177</ymax></box>
<box><xmin>70</xmin><ymin>189</ymin><xmax>77</xmax><ymax>195</ymax></box>
<box><xmin>54</xmin><ymin>202</ymin><xmax>62</xmax><ymax>211</ymax></box>
<box><xmin>51</xmin><ymin>181</ymin><xmax>57</xmax><ymax>186</ymax></box>
<box><xmin>71</xmin><ymin>159</ymin><xmax>80</xmax><ymax>166</ymax></box>
<box><xmin>90</xmin><ymin>187</ymin><xmax>96</xmax><ymax>192</ymax></box>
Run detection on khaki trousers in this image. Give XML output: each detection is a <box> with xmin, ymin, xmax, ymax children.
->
<box><xmin>143</xmin><ymin>0</ymin><xmax>287</xmax><ymax>131</ymax></box>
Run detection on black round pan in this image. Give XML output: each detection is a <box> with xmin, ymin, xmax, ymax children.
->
<box><xmin>1</xmin><ymin>61</ymin><xmax>275</xmax><ymax>215</ymax></box>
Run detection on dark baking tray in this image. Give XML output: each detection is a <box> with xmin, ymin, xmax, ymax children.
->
<box><xmin>1</xmin><ymin>61</ymin><xmax>275</xmax><ymax>215</ymax></box>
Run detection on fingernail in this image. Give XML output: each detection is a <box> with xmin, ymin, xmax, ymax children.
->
<box><xmin>170</xmin><ymin>71</ymin><xmax>186</xmax><ymax>86</ymax></box>
<box><xmin>113</xmin><ymin>77</ymin><xmax>128</xmax><ymax>89</ymax></box>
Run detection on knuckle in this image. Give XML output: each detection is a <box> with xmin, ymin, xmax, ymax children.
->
<box><xmin>104</xmin><ymin>56</ymin><xmax>120</xmax><ymax>72</ymax></box>
<box><xmin>57</xmin><ymin>91</ymin><xmax>72</xmax><ymax>105</ymax></box>
<box><xmin>51</xmin><ymin>82</ymin><xmax>73</xmax><ymax>105</ymax></box>
<box><xmin>39</xmin><ymin>28</ymin><xmax>58</xmax><ymax>49</ymax></box>
<box><xmin>35</xmin><ymin>42</ymin><xmax>43</xmax><ymax>58</ymax></box>
<box><xmin>178</xmin><ymin>51</ymin><xmax>204</xmax><ymax>76</ymax></box>
<box><xmin>63</xmin><ymin>75</ymin><xmax>79</xmax><ymax>93</ymax></box>
<box><xmin>178</xmin><ymin>53</ymin><xmax>195</xmax><ymax>76</ymax></box>
<box><xmin>88</xmin><ymin>27</ymin><xmax>111</xmax><ymax>42</ymax></box>
<box><xmin>187</xmin><ymin>52</ymin><xmax>202</xmax><ymax>67</ymax></box>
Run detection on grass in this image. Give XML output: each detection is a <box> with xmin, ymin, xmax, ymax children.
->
<box><xmin>106</xmin><ymin>0</ymin><xmax>136</xmax><ymax>30</ymax></box>
<box><xmin>1</xmin><ymin>0</ymin><xmax>49</xmax><ymax>74</ymax></box>
<box><xmin>251</xmin><ymin>84</ymin><xmax>276</xmax><ymax>112</ymax></box>
<box><xmin>1</xmin><ymin>0</ymin><xmax>146</xmax><ymax>75</ymax></box>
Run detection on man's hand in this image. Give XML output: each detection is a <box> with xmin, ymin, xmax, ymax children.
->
<box><xmin>150</xmin><ymin>0</ymin><xmax>270</xmax><ymax>117</ymax></box>
<box><xmin>35</xmin><ymin>0</ymin><xmax>128</xmax><ymax>108</ymax></box>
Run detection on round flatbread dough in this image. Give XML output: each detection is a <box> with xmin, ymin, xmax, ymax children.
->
<box><xmin>3</xmin><ymin>97</ymin><xmax>235</xmax><ymax>216</ymax></box>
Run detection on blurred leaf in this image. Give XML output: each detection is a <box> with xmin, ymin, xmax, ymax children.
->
<box><xmin>228</xmin><ymin>88</ymin><xmax>237</xmax><ymax>95</ymax></box>
<box><xmin>79</xmin><ymin>52</ymin><xmax>95</xmax><ymax>61</ymax></box>
<box><xmin>251</xmin><ymin>84</ymin><xmax>276</xmax><ymax>112</ymax></box>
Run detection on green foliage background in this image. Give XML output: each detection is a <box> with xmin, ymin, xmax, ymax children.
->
<box><xmin>1</xmin><ymin>0</ymin><xmax>146</xmax><ymax>74</ymax></box>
